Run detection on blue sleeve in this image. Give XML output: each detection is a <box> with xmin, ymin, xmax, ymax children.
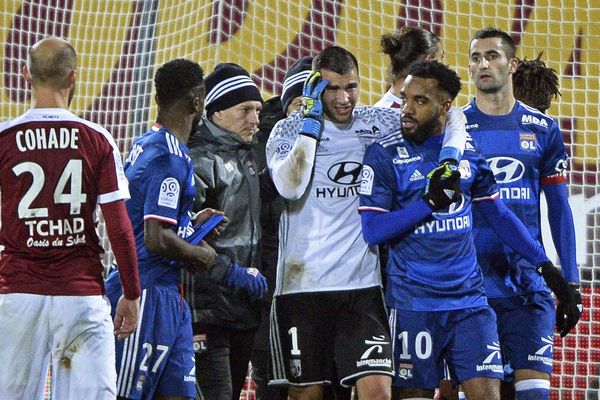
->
<box><xmin>474</xmin><ymin>198</ymin><xmax>549</xmax><ymax>266</ymax></box>
<box><xmin>358</xmin><ymin>143</ymin><xmax>395</xmax><ymax>212</ymax></box>
<box><xmin>361</xmin><ymin>200</ymin><xmax>432</xmax><ymax>245</ymax></box>
<box><xmin>540</xmin><ymin>118</ymin><xmax>568</xmax><ymax>178</ymax></box>
<box><xmin>470</xmin><ymin>147</ymin><xmax>499</xmax><ymax>200</ymax></box>
<box><xmin>359</xmin><ymin>142</ymin><xmax>433</xmax><ymax>244</ymax></box>
<box><xmin>143</xmin><ymin>154</ymin><xmax>189</xmax><ymax>224</ymax></box>
<box><xmin>543</xmin><ymin>182</ymin><xmax>579</xmax><ymax>283</ymax></box>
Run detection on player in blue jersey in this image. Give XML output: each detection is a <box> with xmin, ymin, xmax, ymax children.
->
<box><xmin>104</xmin><ymin>59</ymin><xmax>261</xmax><ymax>400</ymax></box>
<box><xmin>376</xmin><ymin>27</ymin><xmax>466</xmax><ymax>400</ymax></box>
<box><xmin>266</xmin><ymin>46</ymin><xmax>469</xmax><ymax>400</ymax></box>
<box><xmin>104</xmin><ymin>59</ymin><xmax>213</xmax><ymax>400</ymax></box>
<box><xmin>359</xmin><ymin>60</ymin><xmax>575</xmax><ymax>400</ymax></box>
<box><xmin>463</xmin><ymin>28</ymin><xmax>582</xmax><ymax>400</ymax></box>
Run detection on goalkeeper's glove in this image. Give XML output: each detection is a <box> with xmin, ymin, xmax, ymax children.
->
<box><xmin>422</xmin><ymin>162</ymin><xmax>461</xmax><ymax>211</ymax></box>
<box><xmin>300</xmin><ymin>71</ymin><xmax>329</xmax><ymax>140</ymax></box>
<box><xmin>225</xmin><ymin>263</ymin><xmax>268</xmax><ymax>300</ymax></box>
<box><xmin>537</xmin><ymin>261</ymin><xmax>583</xmax><ymax>337</ymax></box>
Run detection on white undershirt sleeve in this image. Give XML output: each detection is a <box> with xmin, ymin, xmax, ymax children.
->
<box><xmin>268</xmin><ymin>134</ymin><xmax>317</xmax><ymax>200</ymax></box>
<box><xmin>442</xmin><ymin>106</ymin><xmax>467</xmax><ymax>157</ymax></box>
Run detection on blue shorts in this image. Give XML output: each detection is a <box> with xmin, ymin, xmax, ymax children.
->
<box><xmin>489</xmin><ymin>291</ymin><xmax>556</xmax><ymax>376</ymax></box>
<box><xmin>389</xmin><ymin>306</ymin><xmax>503</xmax><ymax>389</ymax></box>
<box><xmin>107</xmin><ymin>284</ymin><xmax>196</xmax><ymax>399</ymax></box>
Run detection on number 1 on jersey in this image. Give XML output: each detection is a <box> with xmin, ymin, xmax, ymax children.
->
<box><xmin>288</xmin><ymin>327</ymin><xmax>301</xmax><ymax>356</ymax></box>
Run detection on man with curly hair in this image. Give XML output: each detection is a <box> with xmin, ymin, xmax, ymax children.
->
<box><xmin>513</xmin><ymin>53</ymin><xmax>561</xmax><ymax>113</ymax></box>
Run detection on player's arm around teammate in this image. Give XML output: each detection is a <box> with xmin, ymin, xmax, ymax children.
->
<box><xmin>267</xmin><ymin>47</ymin><xmax>394</xmax><ymax>400</ymax></box>
<box><xmin>359</xmin><ymin>60</ymin><xmax>574</xmax><ymax>400</ymax></box>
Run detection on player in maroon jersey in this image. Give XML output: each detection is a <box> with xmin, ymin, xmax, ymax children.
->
<box><xmin>0</xmin><ymin>36</ymin><xmax>141</xmax><ymax>400</ymax></box>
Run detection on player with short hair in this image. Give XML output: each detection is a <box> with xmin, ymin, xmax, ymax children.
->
<box><xmin>0</xmin><ymin>36</ymin><xmax>141</xmax><ymax>400</ymax></box>
<box><xmin>266</xmin><ymin>46</ymin><xmax>465</xmax><ymax>400</ymax></box>
<box><xmin>377</xmin><ymin>27</ymin><xmax>468</xmax><ymax>400</ymax></box>
<box><xmin>512</xmin><ymin>53</ymin><xmax>561</xmax><ymax>114</ymax></box>
<box><xmin>105</xmin><ymin>58</ymin><xmax>223</xmax><ymax>400</ymax></box>
<box><xmin>463</xmin><ymin>27</ymin><xmax>581</xmax><ymax>400</ymax></box>
<box><xmin>360</xmin><ymin>59</ymin><xmax>575</xmax><ymax>400</ymax></box>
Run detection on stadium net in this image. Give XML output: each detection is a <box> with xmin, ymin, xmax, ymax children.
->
<box><xmin>1</xmin><ymin>1</ymin><xmax>598</xmax><ymax>399</ymax></box>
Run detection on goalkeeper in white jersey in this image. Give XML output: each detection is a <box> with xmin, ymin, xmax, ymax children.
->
<box><xmin>265</xmin><ymin>45</ymin><xmax>467</xmax><ymax>400</ymax></box>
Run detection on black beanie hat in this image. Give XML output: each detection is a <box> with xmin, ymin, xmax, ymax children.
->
<box><xmin>281</xmin><ymin>56</ymin><xmax>313</xmax><ymax>113</ymax></box>
<box><xmin>205</xmin><ymin>63</ymin><xmax>263</xmax><ymax>118</ymax></box>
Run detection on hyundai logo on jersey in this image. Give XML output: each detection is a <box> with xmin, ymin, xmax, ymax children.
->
<box><xmin>327</xmin><ymin>161</ymin><xmax>362</xmax><ymax>185</ymax></box>
<box><xmin>487</xmin><ymin>157</ymin><xmax>525</xmax><ymax>184</ymax></box>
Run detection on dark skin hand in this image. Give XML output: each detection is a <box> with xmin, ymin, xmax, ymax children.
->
<box><xmin>144</xmin><ymin>219</ymin><xmax>217</xmax><ymax>272</ymax></box>
<box><xmin>193</xmin><ymin>208</ymin><xmax>229</xmax><ymax>240</ymax></box>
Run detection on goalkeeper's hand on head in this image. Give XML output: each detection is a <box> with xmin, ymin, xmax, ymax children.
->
<box><xmin>537</xmin><ymin>261</ymin><xmax>583</xmax><ymax>337</ymax></box>
<box><xmin>300</xmin><ymin>71</ymin><xmax>329</xmax><ymax>140</ymax></box>
<box><xmin>225</xmin><ymin>263</ymin><xmax>268</xmax><ymax>300</ymax></box>
<box><xmin>422</xmin><ymin>162</ymin><xmax>461</xmax><ymax>211</ymax></box>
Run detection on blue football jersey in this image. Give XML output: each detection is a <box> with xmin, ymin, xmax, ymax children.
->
<box><xmin>359</xmin><ymin>131</ymin><xmax>498</xmax><ymax>311</ymax></box>
<box><xmin>110</xmin><ymin>125</ymin><xmax>196</xmax><ymax>288</ymax></box>
<box><xmin>463</xmin><ymin>100</ymin><xmax>568</xmax><ymax>298</ymax></box>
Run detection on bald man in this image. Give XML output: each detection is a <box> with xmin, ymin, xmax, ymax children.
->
<box><xmin>0</xmin><ymin>36</ymin><xmax>141</xmax><ymax>400</ymax></box>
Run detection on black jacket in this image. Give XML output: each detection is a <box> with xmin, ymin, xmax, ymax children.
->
<box><xmin>254</xmin><ymin>97</ymin><xmax>286</xmax><ymax>300</ymax></box>
<box><xmin>182</xmin><ymin>118</ymin><xmax>261</xmax><ymax>330</ymax></box>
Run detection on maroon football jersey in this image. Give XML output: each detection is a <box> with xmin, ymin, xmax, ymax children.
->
<box><xmin>0</xmin><ymin>108</ymin><xmax>130</xmax><ymax>295</ymax></box>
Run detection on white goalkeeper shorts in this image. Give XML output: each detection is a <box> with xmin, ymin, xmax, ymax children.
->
<box><xmin>0</xmin><ymin>293</ymin><xmax>117</xmax><ymax>400</ymax></box>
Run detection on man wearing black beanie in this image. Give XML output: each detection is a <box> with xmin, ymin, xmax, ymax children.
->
<box><xmin>251</xmin><ymin>56</ymin><xmax>320</xmax><ymax>400</ymax></box>
<box><xmin>182</xmin><ymin>63</ymin><xmax>266</xmax><ymax>400</ymax></box>
<box><xmin>280</xmin><ymin>56</ymin><xmax>313</xmax><ymax>115</ymax></box>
